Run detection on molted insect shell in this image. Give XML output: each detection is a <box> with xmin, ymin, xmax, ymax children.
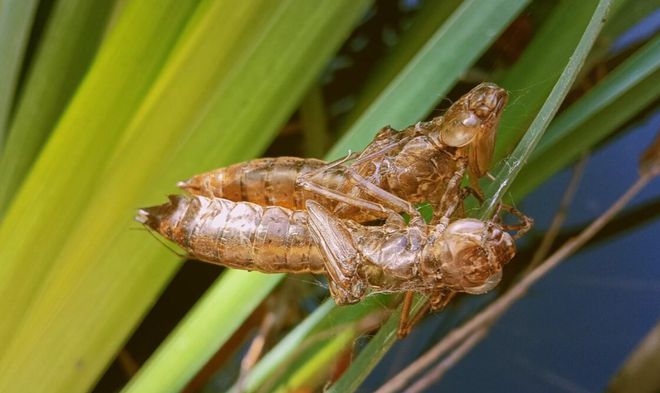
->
<box><xmin>422</xmin><ymin>219</ymin><xmax>515</xmax><ymax>294</ymax></box>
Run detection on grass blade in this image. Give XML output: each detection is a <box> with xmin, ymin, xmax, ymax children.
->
<box><xmin>493</xmin><ymin>0</ymin><xmax>602</xmax><ymax>161</ymax></box>
<box><xmin>0</xmin><ymin>0</ymin><xmax>39</xmax><ymax>148</ymax></box>
<box><xmin>227</xmin><ymin>301</ymin><xmax>336</xmax><ymax>393</ymax></box>
<box><xmin>300</xmin><ymin>86</ymin><xmax>330</xmax><ymax>158</ymax></box>
<box><xmin>327</xmin><ymin>0</ymin><xmax>530</xmax><ymax>159</ymax></box>
<box><xmin>229</xmin><ymin>295</ymin><xmax>396</xmax><ymax>392</ymax></box>
<box><xmin>325</xmin><ymin>306</ymin><xmax>403</xmax><ymax>393</ymax></box>
<box><xmin>122</xmin><ymin>271</ymin><xmax>282</xmax><ymax>393</ymax></box>
<box><xmin>479</xmin><ymin>0</ymin><xmax>612</xmax><ymax>217</ymax></box>
<box><xmin>0</xmin><ymin>0</ymin><xmax>117</xmax><ymax>214</ymax></box>
<box><xmin>512</xmin><ymin>36</ymin><xmax>660</xmax><ymax>197</ymax></box>
<box><xmin>272</xmin><ymin>330</ymin><xmax>357</xmax><ymax>393</ymax></box>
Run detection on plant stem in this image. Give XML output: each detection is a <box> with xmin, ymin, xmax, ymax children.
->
<box><xmin>401</xmin><ymin>328</ymin><xmax>488</xmax><ymax>393</ymax></box>
<box><xmin>529</xmin><ymin>154</ymin><xmax>588</xmax><ymax>268</ymax></box>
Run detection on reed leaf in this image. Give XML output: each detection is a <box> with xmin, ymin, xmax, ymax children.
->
<box><xmin>513</xmin><ymin>36</ymin><xmax>660</xmax><ymax>197</ymax></box>
<box><xmin>328</xmin><ymin>0</ymin><xmax>529</xmax><ymax>159</ymax></box>
<box><xmin>0</xmin><ymin>1</ymin><xmax>369</xmax><ymax>392</ymax></box>
<box><xmin>0</xmin><ymin>0</ymin><xmax>116</xmax><ymax>213</ymax></box>
<box><xmin>0</xmin><ymin>0</ymin><xmax>38</xmax><ymax>148</ymax></box>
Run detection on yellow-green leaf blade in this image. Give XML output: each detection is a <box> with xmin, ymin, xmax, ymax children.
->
<box><xmin>0</xmin><ymin>0</ymin><xmax>201</xmax><ymax>347</ymax></box>
<box><xmin>0</xmin><ymin>1</ymin><xmax>371</xmax><ymax>392</ymax></box>
<box><xmin>0</xmin><ymin>0</ymin><xmax>116</xmax><ymax>213</ymax></box>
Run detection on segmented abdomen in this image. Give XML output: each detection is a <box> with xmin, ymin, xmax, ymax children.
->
<box><xmin>178</xmin><ymin>157</ymin><xmax>342</xmax><ymax>210</ymax></box>
<box><xmin>137</xmin><ymin>195</ymin><xmax>325</xmax><ymax>273</ymax></box>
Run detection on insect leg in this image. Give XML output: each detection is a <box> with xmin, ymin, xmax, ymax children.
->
<box><xmin>305</xmin><ymin>200</ymin><xmax>365</xmax><ymax>304</ymax></box>
<box><xmin>397</xmin><ymin>290</ymin><xmax>456</xmax><ymax>337</ymax></box>
<box><xmin>327</xmin><ymin>280</ymin><xmax>361</xmax><ymax>305</ymax></box>
<box><xmin>462</xmin><ymin>186</ymin><xmax>533</xmax><ymax>239</ymax></box>
<box><xmin>342</xmin><ymin>166</ymin><xmax>424</xmax><ymax>224</ymax></box>
<box><xmin>397</xmin><ymin>298</ymin><xmax>431</xmax><ymax>338</ymax></box>
<box><xmin>431</xmin><ymin>157</ymin><xmax>469</xmax><ymax>228</ymax></box>
<box><xmin>429</xmin><ymin>289</ymin><xmax>456</xmax><ymax>311</ymax></box>
<box><xmin>397</xmin><ymin>292</ymin><xmax>415</xmax><ymax>338</ymax></box>
<box><xmin>497</xmin><ymin>204</ymin><xmax>534</xmax><ymax>239</ymax></box>
<box><xmin>297</xmin><ymin>156</ymin><xmax>401</xmax><ymax>219</ymax></box>
<box><xmin>298</xmin><ymin>137</ymin><xmax>413</xmax><ymax>220</ymax></box>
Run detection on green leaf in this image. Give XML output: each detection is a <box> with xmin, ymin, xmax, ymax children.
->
<box><xmin>327</xmin><ymin>0</ymin><xmax>530</xmax><ymax>159</ymax></box>
<box><xmin>0</xmin><ymin>0</ymin><xmax>39</xmax><ymax>148</ymax></box>
<box><xmin>300</xmin><ymin>86</ymin><xmax>330</xmax><ymax>158</ymax></box>
<box><xmin>227</xmin><ymin>300</ymin><xmax>336</xmax><ymax>393</ymax></box>
<box><xmin>0</xmin><ymin>0</ymin><xmax>202</xmax><ymax>350</ymax></box>
<box><xmin>326</xmin><ymin>296</ymin><xmax>426</xmax><ymax>393</ymax></box>
<box><xmin>0</xmin><ymin>0</ymin><xmax>117</xmax><ymax>214</ymax></box>
<box><xmin>479</xmin><ymin>0</ymin><xmax>611</xmax><ymax>217</ymax></box>
<box><xmin>0</xmin><ymin>1</ymin><xmax>373</xmax><ymax>392</ymax></box>
<box><xmin>512</xmin><ymin>35</ymin><xmax>660</xmax><ymax>198</ymax></box>
<box><xmin>493</xmin><ymin>0</ymin><xmax>602</xmax><ymax>162</ymax></box>
<box><xmin>122</xmin><ymin>270</ymin><xmax>282</xmax><ymax>393</ymax></box>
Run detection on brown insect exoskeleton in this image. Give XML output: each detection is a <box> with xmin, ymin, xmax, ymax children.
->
<box><xmin>137</xmin><ymin>194</ymin><xmax>521</xmax><ymax>336</ymax></box>
<box><xmin>173</xmin><ymin>82</ymin><xmax>531</xmax><ymax>332</ymax></box>
<box><xmin>178</xmin><ymin>82</ymin><xmax>511</xmax><ymax>227</ymax></box>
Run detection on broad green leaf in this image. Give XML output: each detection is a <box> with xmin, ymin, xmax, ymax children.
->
<box><xmin>0</xmin><ymin>0</ymin><xmax>116</xmax><ymax>213</ymax></box>
<box><xmin>328</xmin><ymin>0</ymin><xmax>530</xmax><ymax>159</ymax></box>
<box><xmin>0</xmin><ymin>0</ymin><xmax>201</xmax><ymax>348</ymax></box>
<box><xmin>0</xmin><ymin>1</ymin><xmax>371</xmax><ymax>392</ymax></box>
<box><xmin>0</xmin><ymin>0</ymin><xmax>38</xmax><ymax>148</ymax></box>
